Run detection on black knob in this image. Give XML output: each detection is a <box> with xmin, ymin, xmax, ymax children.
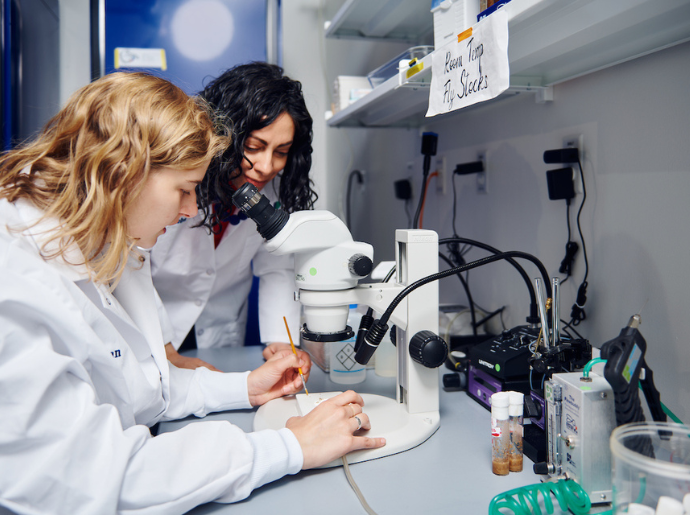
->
<box><xmin>348</xmin><ymin>254</ymin><xmax>373</xmax><ymax>277</ymax></box>
<box><xmin>533</xmin><ymin>462</ymin><xmax>551</xmax><ymax>475</ymax></box>
<box><xmin>409</xmin><ymin>330</ymin><xmax>448</xmax><ymax>368</ymax></box>
<box><xmin>443</xmin><ymin>372</ymin><xmax>467</xmax><ymax>391</ymax></box>
<box><xmin>501</xmin><ymin>329</ymin><xmax>512</xmax><ymax>341</ymax></box>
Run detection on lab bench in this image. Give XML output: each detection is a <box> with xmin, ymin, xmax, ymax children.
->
<box><xmin>159</xmin><ymin>347</ymin><xmax>541</xmax><ymax>514</ymax></box>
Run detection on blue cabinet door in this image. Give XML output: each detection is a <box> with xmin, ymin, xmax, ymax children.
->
<box><xmin>105</xmin><ymin>0</ymin><xmax>268</xmax><ymax>94</ymax></box>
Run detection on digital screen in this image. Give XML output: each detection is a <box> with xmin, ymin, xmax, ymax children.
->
<box><xmin>623</xmin><ymin>343</ymin><xmax>642</xmax><ymax>383</ymax></box>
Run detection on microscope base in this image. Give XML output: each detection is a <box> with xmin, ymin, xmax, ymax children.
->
<box><xmin>253</xmin><ymin>393</ymin><xmax>440</xmax><ymax>468</ymax></box>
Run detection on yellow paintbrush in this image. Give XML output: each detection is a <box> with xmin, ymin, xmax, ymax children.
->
<box><xmin>283</xmin><ymin>316</ymin><xmax>308</xmax><ymax>395</ymax></box>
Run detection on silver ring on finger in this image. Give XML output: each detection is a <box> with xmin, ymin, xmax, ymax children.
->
<box><xmin>354</xmin><ymin>415</ymin><xmax>362</xmax><ymax>431</ymax></box>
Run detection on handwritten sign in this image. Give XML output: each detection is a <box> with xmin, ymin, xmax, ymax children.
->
<box><xmin>426</xmin><ymin>10</ymin><xmax>509</xmax><ymax>117</ymax></box>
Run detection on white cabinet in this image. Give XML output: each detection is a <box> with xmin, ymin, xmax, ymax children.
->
<box><xmin>326</xmin><ymin>0</ymin><xmax>690</xmax><ymax>128</ymax></box>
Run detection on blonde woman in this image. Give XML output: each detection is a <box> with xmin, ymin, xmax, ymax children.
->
<box><xmin>0</xmin><ymin>72</ymin><xmax>384</xmax><ymax>514</ymax></box>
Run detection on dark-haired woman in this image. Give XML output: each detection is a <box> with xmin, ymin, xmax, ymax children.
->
<box><xmin>151</xmin><ymin>62</ymin><xmax>318</xmax><ymax>371</ymax></box>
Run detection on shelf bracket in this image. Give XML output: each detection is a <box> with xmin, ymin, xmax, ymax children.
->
<box><xmin>506</xmin><ymin>84</ymin><xmax>553</xmax><ymax>104</ymax></box>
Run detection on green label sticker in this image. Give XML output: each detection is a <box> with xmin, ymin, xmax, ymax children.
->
<box><xmin>309</xmin><ymin>267</ymin><xmax>317</xmax><ymax>276</ymax></box>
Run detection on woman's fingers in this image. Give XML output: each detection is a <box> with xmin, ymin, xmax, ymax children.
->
<box><xmin>353</xmin><ymin>435</ymin><xmax>387</xmax><ymax>450</ymax></box>
<box><xmin>286</xmin><ymin>389</ymin><xmax>386</xmax><ymax>469</ymax></box>
<box><xmin>352</xmin><ymin>413</ymin><xmax>371</xmax><ymax>432</ymax></box>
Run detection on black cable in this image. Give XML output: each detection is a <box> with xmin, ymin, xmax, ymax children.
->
<box><xmin>560</xmin><ymin>318</ymin><xmax>584</xmax><ymax>340</ymax></box>
<box><xmin>439</xmin><ymin>252</ymin><xmax>478</xmax><ymax>335</ymax></box>
<box><xmin>570</xmin><ymin>157</ymin><xmax>589</xmax><ymax>326</ymax></box>
<box><xmin>439</xmin><ymin>237</ymin><xmax>541</xmax><ymax>325</ymax></box>
<box><xmin>345</xmin><ymin>170</ymin><xmax>363</xmax><ymax>230</ymax></box>
<box><xmin>412</xmin><ymin>169</ymin><xmax>429</xmax><ymax>230</ymax></box>
<box><xmin>355</xmin><ymin>264</ymin><xmax>397</xmax><ymax>354</ymax></box>
<box><xmin>558</xmin><ymin>199</ymin><xmax>577</xmax><ymax>284</ymax></box>
<box><xmin>447</xmin><ymin>172</ymin><xmax>464</xmax><ymax>266</ymax></box>
<box><xmin>357</xmin><ymin>250</ymin><xmax>549</xmax><ymax>364</ymax></box>
<box><xmin>413</xmin><ymin>133</ymin><xmax>437</xmax><ymax>229</ymax></box>
<box><xmin>474</xmin><ymin>307</ymin><xmax>505</xmax><ymax>329</ymax></box>
<box><xmin>575</xmin><ymin>158</ymin><xmax>589</xmax><ymax>283</ymax></box>
<box><xmin>379</xmin><ymin>250</ymin><xmax>551</xmax><ymax>328</ymax></box>
<box><xmin>452</xmin><ymin>171</ymin><xmax>460</xmax><ymax>236</ymax></box>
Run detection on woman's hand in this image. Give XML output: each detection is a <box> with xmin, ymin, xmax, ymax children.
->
<box><xmin>247</xmin><ymin>349</ymin><xmax>308</xmax><ymax>406</ymax></box>
<box><xmin>263</xmin><ymin>342</ymin><xmax>311</xmax><ymax>380</ymax></box>
<box><xmin>165</xmin><ymin>343</ymin><xmax>221</xmax><ymax>372</ymax></box>
<box><xmin>286</xmin><ymin>390</ymin><xmax>386</xmax><ymax>470</ymax></box>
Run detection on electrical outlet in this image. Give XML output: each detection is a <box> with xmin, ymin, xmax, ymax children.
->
<box><xmin>563</xmin><ymin>135</ymin><xmax>584</xmax><ymax>161</ymax></box>
<box><xmin>435</xmin><ymin>156</ymin><xmax>447</xmax><ymax>194</ymax></box>
<box><xmin>563</xmin><ymin>135</ymin><xmax>584</xmax><ymax>194</ymax></box>
<box><xmin>476</xmin><ymin>152</ymin><xmax>487</xmax><ymax>194</ymax></box>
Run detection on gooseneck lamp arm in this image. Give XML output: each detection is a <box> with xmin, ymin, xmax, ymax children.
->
<box><xmin>354</xmin><ymin>250</ymin><xmax>551</xmax><ymax>365</ymax></box>
<box><xmin>439</xmin><ymin>237</ymin><xmax>540</xmax><ymax>325</ymax></box>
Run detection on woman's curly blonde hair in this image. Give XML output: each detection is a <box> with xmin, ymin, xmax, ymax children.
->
<box><xmin>0</xmin><ymin>72</ymin><xmax>230</xmax><ymax>285</ymax></box>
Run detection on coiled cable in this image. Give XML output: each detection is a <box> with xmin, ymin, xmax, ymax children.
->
<box><xmin>488</xmin><ymin>479</ymin><xmax>598</xmax><ymax>515</ymax></box>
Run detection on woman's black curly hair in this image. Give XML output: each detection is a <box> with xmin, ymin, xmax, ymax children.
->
<box><xmin>197</xmin><ymin>62</ymin><xmax>317</xmax><ymax>230</ymax></box>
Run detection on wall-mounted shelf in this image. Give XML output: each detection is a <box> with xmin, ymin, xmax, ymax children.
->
<box><xmin>324</xmin><ymin>0</ymin><xmax>433</xmax><ymax>42</ymax></box>
<box><xmin>326</xmin><ymin>0</ymin><xmax>690</xmax><ymax>128</ymax></box>
<box><xmin>326</xmin><ymin>53</ymin><xmax>552</xmax><ymax>128</ymax></box>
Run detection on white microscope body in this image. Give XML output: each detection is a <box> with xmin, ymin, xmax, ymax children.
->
<box><xmin>248</xmin><ymin>205</ymin><xmax>442</xmax><ymax>466</ymax></box>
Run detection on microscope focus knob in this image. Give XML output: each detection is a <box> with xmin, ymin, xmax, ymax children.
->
<box><xmin>409</xmin><ymin>330</ymin><xmax>448</xmax><ymax>368</ymax></box>
<box><xmin>348</xmin><ymin>254</ymin><xmax>373</xmax><ymax>277</ymax></box>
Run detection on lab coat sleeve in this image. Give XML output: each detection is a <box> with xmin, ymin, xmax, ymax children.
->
<box><xmin>0</xmin><ymin>269</ymin><xmax>303</xmax><ymax>515</ymax></box>
<box><xmin>161</xmin><ymin>365</ymin><xmax>253</xmax><ymax>421</ymax></box>
<box><xmin>251</xmin><ymin>243</ymin><xmax>301</xmax><ymax>344</ymax></box>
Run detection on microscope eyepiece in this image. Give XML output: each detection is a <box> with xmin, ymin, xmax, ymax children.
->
<box><xmin>232</xmin><ymin>183</ymin><xmax>289</xmax><ymax>240</ymax></box>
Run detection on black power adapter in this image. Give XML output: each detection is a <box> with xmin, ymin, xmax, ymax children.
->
<box><xmin>543</xmin><ymin>147</ymin><xmax>579</xmax><ymax>164</ymax></box>
<box><xmin>546</xmin><ymin>167</ymin><xmax>575</xmax><ymax>201</ymax></box>
<box><xmin>394</xmin><ymin>179</ymin><xmax>413</xmax><ymax>200</ymax></box>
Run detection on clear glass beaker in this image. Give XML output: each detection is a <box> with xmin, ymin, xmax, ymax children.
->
<box><xmin>610</xmin><ymin>421</ymin><xmax>690</xmax><ymax>514</ymax></box>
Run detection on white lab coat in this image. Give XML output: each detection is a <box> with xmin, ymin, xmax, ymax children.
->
<box><xmin>0</xmin><ymin>197</ymin><xmax>302</xmax><ymax>515</ymax></box>
<box><xmin>150</xmin><ymin>185</ymin><xmax>300</xmax><ymax>349</ymax></box>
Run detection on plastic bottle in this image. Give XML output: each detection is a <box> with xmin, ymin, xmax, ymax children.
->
<box><xmin>508</xmin><ymin>391</ymin><xmax>524</xmax><ymax>472</ymax></box>
<box><xmin>329</xmin><ymin>304</ymin><xmax>366</xmax><ymax>384</ymax></box>
<box><xmin>491</xmin><ymin>392</ymin><xmax>510</xmax><ymax>475</ymax></box>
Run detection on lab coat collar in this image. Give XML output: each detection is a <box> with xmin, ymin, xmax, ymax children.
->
<box><xmin>10</xmin><ymin>197</ymin><xmax>92</xmax><ymax>282</ymax></box>
<box><xmin>6</xmin><ymin>198</ymin><xmax>156</xmax><ymax>341</ymax></box>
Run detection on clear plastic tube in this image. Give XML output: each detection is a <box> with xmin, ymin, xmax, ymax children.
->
<box><xmin>509</xmin><ymin>391</ymin><xmax>524</xmax><ymax>472</ymax></box>
<box><xmin>491</xmin><ymin>392</ymin><xmax>510</xmax><ymax>475</ymax></box>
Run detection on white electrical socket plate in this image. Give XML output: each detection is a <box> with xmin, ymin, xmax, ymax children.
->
<box><xmin>563</xmin><ymin>135</ymin><xmax>584</xmax><ymax>194</ymax></box>
<box><xmin>436</xmin><ymin>156</ymin><xmax>446</xmax><ymax>194</ymax></box>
